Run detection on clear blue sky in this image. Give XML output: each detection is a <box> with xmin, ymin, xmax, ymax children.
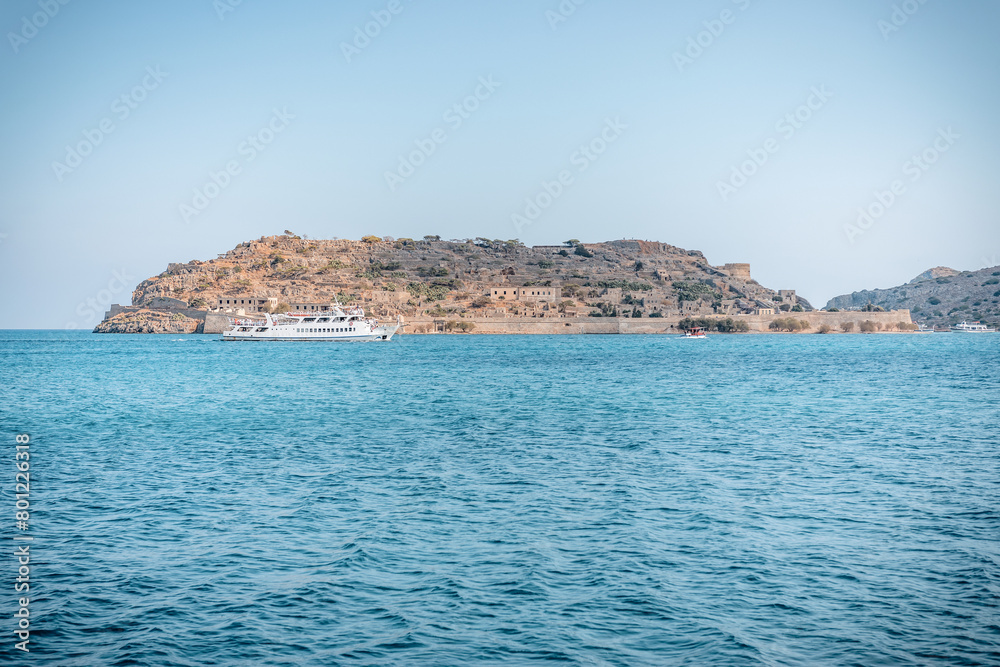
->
<box><xmin>1</xmin><ymin>0</ymin><xmax>998</xmax><ymax>328</ymax></box>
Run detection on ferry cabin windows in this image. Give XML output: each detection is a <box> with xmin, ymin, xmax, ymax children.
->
<box><xmin>291</xmin><ymin>325</ymin><xmax>359</xmax><ymax>334</ymax></box>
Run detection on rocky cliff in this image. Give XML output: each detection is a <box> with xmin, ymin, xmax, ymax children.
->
<box><xmin>93</xmin><ymin>309</ymin><xmax>202</xmax><ymax>334</ymax></box>
<box><xmin>825</xmin><ymin>266</ymin><xmax>1000</xmax><ymax>328</ymax></box>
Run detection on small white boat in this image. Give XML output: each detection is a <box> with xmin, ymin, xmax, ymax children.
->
<box><xmin>223</xmin><ymin>304</ymin><xmax>400</xmax><ymax>341</ymax></box>
<box><xmin>950</xmin><ymin>321</ymin><xmax>996</xmax><ymax>333</ymax></box>
<box><xmin>683</xmin><ymin>326</ymin><xmax>707</xmax><ymax>339</ymax></box>
<box><xmin>915</xmin><ymin>324</ymin><xmax>935</xmax><ymax>333</ymax></box>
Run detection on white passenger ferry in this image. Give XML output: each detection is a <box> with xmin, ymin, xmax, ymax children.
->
<box><xmin>222</xmin><ymin>305</ymin><xmax>400</xmax><ymax>342</ymax></box>
<box><xmin>950</xmin><ymin>321</ymin><xmax>996</xmax><ymax>333</ymax></box>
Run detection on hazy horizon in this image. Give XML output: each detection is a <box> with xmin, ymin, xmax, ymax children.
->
<box><xmin>2</xmin><ymin>1</ymin><xmax>998</xmax><ymax>329</ymax></box>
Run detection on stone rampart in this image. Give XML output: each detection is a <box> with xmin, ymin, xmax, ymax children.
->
<box><xmin>398</xmin><ymin>310</ymin><xmax>912</xmax><ymax>335</ymax></box>
<box><xmin>735</xmin><ymin>309</ymin><xmax>912</xmax><ymax>332</ymax></box>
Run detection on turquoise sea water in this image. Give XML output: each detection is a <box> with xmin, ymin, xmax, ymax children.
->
<box><xmin>2</xmin><ymin>331</ymin><xmax>999</xmax><ymax>665</ymax></box>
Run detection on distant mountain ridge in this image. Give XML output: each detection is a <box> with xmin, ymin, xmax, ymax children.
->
<box><xmin>826</xmin><ymin>266</ymin><xmax>1000</xmax><ymax>328</ymax></box>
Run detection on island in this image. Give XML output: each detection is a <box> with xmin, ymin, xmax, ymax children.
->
<box><xmin>94</xmin><ymin>234</ymin><xmax>913</xmax><ymax>335</ymax></box>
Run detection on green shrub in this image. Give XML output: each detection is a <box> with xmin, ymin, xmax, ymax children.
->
<box><xmin>672</xmin><ymin>281</ymin><xmax>721</xmax><ymax>303</ymax></box>
<box><xmin>416</xmin><ymin>266</ymin><xmax>449</xmax><ymax>277</ymax></box>
<box><xmin>928</xmin><ymin>297</ymin><xmax>941</xmax><ymax>305</ymax></box>
<box><xmin>562</xmin><ymin>283</ymin><xmax>583</xmax><ymax>298</ymax></box>
<box><xmin>591</xmin><ymin>302</ymin><xmax>618</xmax><ymax>317</ymax></box>
<box><xmin>407</xmin><ymin>282</ymin><xmax>450</xmax><ymax>302</ymax></box>
<box><xmin>622</xmin><ymin>293</ymin><xmax>645</xmax><ymax>306</ymax></box>
<box><xmin>769</xmin><ymin>317</ymin><xmax>810</xmax><ymax>332</ymax></box>
<box><xmin>680</xmin><ymin>317</ymin><xmax>749</xmax><ymax>332</ymax></box>
<box><xmin>599</xmin><ymin>280</ymin><xmax>653</xmax><ymax>292</ymax></box>
<box><xmin>363</xmin><ymin>261</ymin><xmax>401</xmax><ymax>273</ymax></box>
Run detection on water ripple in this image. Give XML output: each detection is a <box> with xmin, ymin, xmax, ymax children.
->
<box><xmin>1</xmin><ymin>332</ymin><xmax>999</xmax><ymax>665</ymax></box>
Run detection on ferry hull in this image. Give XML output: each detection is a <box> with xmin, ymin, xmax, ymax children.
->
<box><xmin>222</xmin><ymin>325</ymin><xmax>399</xmax><ymax>342</ymax></box>
<box><xmin>949</xmin><ymin>321</ymin><xmax>996</xmax><ymax>333</ymax></box>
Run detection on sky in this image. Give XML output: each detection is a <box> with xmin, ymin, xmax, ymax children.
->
<box><xmin>1</xmin><ymin>0</ymin><xmax>998</xmax><ymax>328</ymax></box>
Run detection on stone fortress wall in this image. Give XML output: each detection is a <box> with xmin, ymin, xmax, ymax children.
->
<box><xmin>401</xmin><ymin>310</ymin><xmax>912</xmax><ymax>335</ymax></box>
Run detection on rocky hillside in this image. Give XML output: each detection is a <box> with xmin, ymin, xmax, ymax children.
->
<box><xmin>97</xmin><ymin>233</ymin><xmax>806</xmax><ymax>332</ymax></box>
<box><xmin>93</xmin><ymin>309</ymin><xmax>201</xmax><ymax>334</ymax></box>
<box><xmin>826</xmin><ymin>266</ymin><xmax>1000</xmax><ymax>329</ymax></box>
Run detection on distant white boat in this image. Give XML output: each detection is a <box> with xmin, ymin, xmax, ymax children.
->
<box><xmin>950</xmin><ymin>321</ymin><xmax>996</xmax><ymax>333</ymax></box>
<box><xmin>915</xmin><ymin>324</ymin><xmax>935</xmax><ymax>333</ymax></box>
<box><xmin>223</xmin><ymin>304</ymin><xmax>400</xmax><ymax>341</ymax></box>
<box><xmin>683</xmin><ymin>326</ymin><xmax>707</xmax><ymax>339</ymax></box>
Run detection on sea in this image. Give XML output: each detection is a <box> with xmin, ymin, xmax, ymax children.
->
<box><xmin>2</xmin><ymin>330</ymin><xmax>998</xmax><ymax>666</ymax></box>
